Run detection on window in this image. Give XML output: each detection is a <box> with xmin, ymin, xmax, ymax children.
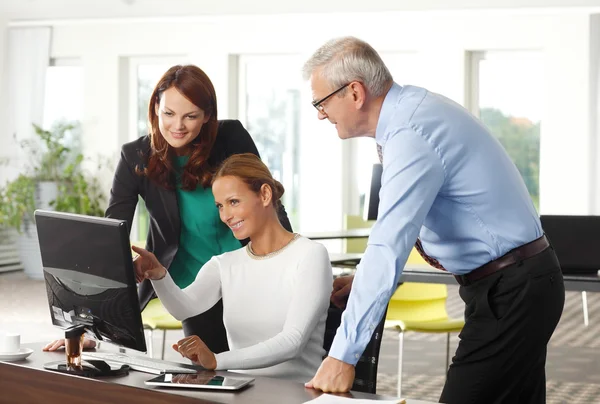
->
<box><xmin>238</xmin><ymin>55</ymin><xmax>302</xmax><ymax>229</ymax></box>
<box><xmin>135</xmin><ymin>64</ymin><xmax>174</xmax><ymax>140</ymax></box>
<box><xmin>43</xmin><ymin>59</ymin><xmax>83</xmax><ymax>127</ymax></box>
<box><xmin>352</xmin><ymin>52</ymin><xmax>422</xmax><ymax>216</ymax></box>
<box><xmin>43</xmin><ymin>59</ymin><xmax>83</xmax><ymax>149</ymax></box>
<box><xmin>129</xmin><ymin>59</ymin><xmax>182</xmax><ymax>241</ymax></box>
<box><xmin>470</xmin><ymin>51</ymin><xmax>543</xmax><ymax>208</ymax></box>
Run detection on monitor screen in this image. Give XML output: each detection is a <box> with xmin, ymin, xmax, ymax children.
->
<box><xmin>540</xmin><ymin>215</ymin><xmax>600</xmax><ymax>274</ymax></box>
<box><xmin>35</xmin><ymin>210</ymin><xmax>147</xmax><ymax>352</ymax></box>
<box><xmin>363</xmin><ymin>163</ymin><xmax>382</xmax><ymax>221</ymax></box>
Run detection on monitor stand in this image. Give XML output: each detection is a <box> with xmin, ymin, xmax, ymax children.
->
<box><xmin>43</xmin><ymin>359</ymin><xmax>129</xmax><ymax>378</ymax></box>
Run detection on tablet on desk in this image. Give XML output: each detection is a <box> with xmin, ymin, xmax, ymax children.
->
<box><xmin>145</xmin><ymin>373</ymin><xmax>254</xmax><ymax>391</ymax></box>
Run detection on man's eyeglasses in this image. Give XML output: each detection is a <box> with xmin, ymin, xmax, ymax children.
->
<box><xmin>311</xmin><ymin>83</ymin><xmax>351</xmax><ymax>113</ymax></box>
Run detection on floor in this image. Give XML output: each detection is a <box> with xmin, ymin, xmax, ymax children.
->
<box><xmin>1</xmin><ymin>270</ymin><xmax>599</xmax><ymax>403</ymax></box>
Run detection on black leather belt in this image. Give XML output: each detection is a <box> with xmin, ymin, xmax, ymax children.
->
<box><xmin>454</xmin><ymin>235</ymin><xmax>550</xmax><ymax>286</ymax></box>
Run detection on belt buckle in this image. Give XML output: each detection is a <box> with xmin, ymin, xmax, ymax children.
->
<box><xmin>455</xmin><ymin>274</ymin><xmax>470</xmax><ymax>286</ymax></box>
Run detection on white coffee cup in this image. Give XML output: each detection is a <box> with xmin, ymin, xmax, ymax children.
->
<box><xmin>0</xmin><ymin>332</ymin><xmax>21</xmax><ymax>354</ymax></box>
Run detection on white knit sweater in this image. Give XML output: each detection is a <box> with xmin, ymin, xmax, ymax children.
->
<box><xmin>151</xmin><ymin>236</ymin><xmax>332</xmax><ymax>382</ymax></box>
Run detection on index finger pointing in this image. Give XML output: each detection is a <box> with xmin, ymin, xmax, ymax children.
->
<box><xmin>131</xmin><ymin>245</ymin><xmax>152</xmax><ymax>257</ymax></box>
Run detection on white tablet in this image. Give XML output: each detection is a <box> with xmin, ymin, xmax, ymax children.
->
<box><xmin>145</xmin><ymin>373</ymin><xmax>255</xmax><ymax>391</ymax></box>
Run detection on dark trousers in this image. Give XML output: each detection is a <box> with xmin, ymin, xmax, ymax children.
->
<box><xmin>181</xmin><ymin>299</ymin><xmax>229</xmax><ymax>354</ymax></box>
<box><xmin>439</xmin><ymin>246</ymin><xmax>565</xmax><ymax>404</ymax></box>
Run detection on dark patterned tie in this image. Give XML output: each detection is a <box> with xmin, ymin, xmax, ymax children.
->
<box><xmin>376</xmin><ymin>143</ymin><xmax>446</xmax><ymax>271</ymax></box>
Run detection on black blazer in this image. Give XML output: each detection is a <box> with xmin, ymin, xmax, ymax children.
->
<box><xmin>105</xmin><ymin>119</ymin><xmax>292</xmax><ymax>309</ymax></box>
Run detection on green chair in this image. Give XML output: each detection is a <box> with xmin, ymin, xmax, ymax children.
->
<box><xmin>141</xmin><ymin>298</ymin><xmax>182</xmax><ymax>359</ymax></box>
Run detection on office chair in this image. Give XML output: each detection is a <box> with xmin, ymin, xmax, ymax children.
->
<box><xmin>323</xmin><ymin>303</ymin><xmax>388</xmax><ymax>394</ymax></box>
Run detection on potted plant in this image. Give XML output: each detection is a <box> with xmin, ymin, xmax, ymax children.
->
<box><xmin>0</xmin><ymin>121</ymin><xmax>106</xmax><ymax>279</ymax></box>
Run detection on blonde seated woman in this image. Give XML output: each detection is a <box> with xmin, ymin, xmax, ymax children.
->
<box><xmin>131</xmin><ymin>153</ymin><xmax>332</xmax><ymax>382</ymax></box>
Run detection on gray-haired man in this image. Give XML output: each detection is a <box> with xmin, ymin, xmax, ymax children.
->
<box><xmin>303</xmin><ymin>36</ymin><xmax>564</xmax><ymax>403</ymax></box>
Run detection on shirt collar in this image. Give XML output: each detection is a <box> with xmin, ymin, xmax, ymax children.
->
<box><xmin>375</xmin><ymin>82</ymin><xmax>403</xmax><ymax>148</ymax></box>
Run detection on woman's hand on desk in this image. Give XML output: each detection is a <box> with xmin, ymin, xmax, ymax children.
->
<box><xmin>42</xmin><ymin>338</ymin><xmax>96</xmax><ymax>351</ymax></box>
<box><xmin>131</xmin><ymin>245</ymin><xmax>167</xmax><ymax>282</ymax></box>
<box><xmin>330</xmin><ymin>275</ymin><xmax>354</xmax><ymax>309</ymax></box>
<box><xmin>173</xmin><ymin>335</ymin><xmax>217</xmax><ymax>370</ymax></box>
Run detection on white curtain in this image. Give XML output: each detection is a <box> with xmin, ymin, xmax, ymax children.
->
<box><xmin>3</xmin><ymin>27</ymin><xmax>51</xmax><ymax>183</ymax></box>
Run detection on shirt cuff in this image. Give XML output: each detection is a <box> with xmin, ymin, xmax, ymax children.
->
<box><xmin>327</xmin><ymin>335</ymin><xmax>364</xmax><ymax>366</ymax></box>
<box><xmin>214</xmin><ymin>351</ymin><xmax>237</xmax><ymax>371</ymax></box>
<box><xmin>149</xmin><ymin>273</ymin><xmax>174</xmax><ymax>292</ymax></box>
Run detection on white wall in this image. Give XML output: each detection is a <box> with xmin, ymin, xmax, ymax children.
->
<box><xmin>3</xmin><ymin>9</ymin><xmax>600</xmax><ymax>229</ymax></box>
<box><xmin>590</xmin><ymin>14</ymin><xmax>600</xmax><ymax>215</ymax></box>
<box><xmin>0</xmin><ymin>18</ymin><xmax>9</xmax><ymax>184</ymax></box>
<box><xmin>540</xmin><ymin>16</ymin><xmax>594</xmax><ymax>214</ymax></box>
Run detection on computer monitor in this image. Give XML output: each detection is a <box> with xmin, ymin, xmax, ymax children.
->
<box><xmin>35</xmin><ymin>210</ymin><xmax>147</xmax><ymax>352</ymax></box>
<box><xmin>363</xmin><ymin>163</ymin><xmax>383</xmax><ymax>221</ymax></box>
<box><xmin>540</xmin><ymin>215</ymin><xmax>600</xmax><ymax>274</ymax></box>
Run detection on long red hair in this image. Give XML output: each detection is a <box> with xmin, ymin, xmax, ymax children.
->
<box><xmin>141</xmin><ymin>65</ymin><xmax>218</xmax><ymax>190</ymax></box>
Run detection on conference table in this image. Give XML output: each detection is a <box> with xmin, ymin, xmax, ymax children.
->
<box><xmin>318</xmin><ymin>229</ymin><xmax>600</xmax><ymax>325</ymax></box>
<box><xmin>0</xmin><ymin>343</ymin><xmax>436</xmax><ymax>404</ymax></box>
<box><xmin>327</xmin><ymin>252</ymin><xmax>600</xmax><ymax>293</ymax></box>
<box><xmin>401</xmin><ymin>263</ymin><xmax>600</xmax><ymax>293</ymax></box>
<box><xmin>303</xmin><ymin>229</ymin><xmax>371</xmax><ymax>240</ymax></box>
<box><xmin>311</xmin><ymin>229</ymin><xmax>600</xmax><ymax>293</ymax></box>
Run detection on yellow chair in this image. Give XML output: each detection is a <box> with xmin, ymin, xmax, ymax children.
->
<box><xmin>385</xmin><ymin>283</ymin><xmax>464</xmax><ymax>397</ymax></box>
<box><xmin>343</xmin><ymin>215</ymin><xmax>465</xmax><ymax>397</ymax></box>
<box><xmin>141</xmin><ymin>299</ymin><xmax>182</xmax><ymax>359</ymax></box>
<box><xmin>344</xmin><ymin>215</ymin><xmax>374</xmax><ymax>254</ymax></box>
<box><xmin>343</xmin><ymin>214</ymin><xmax>427</xmax><ymax>264</ymax></box>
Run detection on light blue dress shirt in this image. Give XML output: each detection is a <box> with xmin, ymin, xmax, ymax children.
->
<box><xmin>328</xmin><ymin>82</ymin><xmax>543</xmax><ymax>365</ymax></box>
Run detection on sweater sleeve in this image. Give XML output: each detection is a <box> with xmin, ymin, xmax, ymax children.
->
<box><xmin>214</xmin><ymin>243</ymin><xmax>332</xmax><ymax>370</ymax></box>
<box><xmin>150</xmin><ymin>257</ymin><xmax>222</xmax><ymax>321</ymax></box>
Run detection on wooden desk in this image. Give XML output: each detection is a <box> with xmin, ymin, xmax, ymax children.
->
<box><xmin>0</xmin><ymin>343</ymin><xmax>435</xmax><ymax>404</ymax></box>
<box><xmin>303</xmin><ymin>229</ymin><xmax>370</xmax><ymax>240</ymax></box>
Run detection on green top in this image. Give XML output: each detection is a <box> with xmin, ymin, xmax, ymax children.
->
<box><xmin>169</xmin><ymin>156</ymin><xmax>241</xmax><ymax>288</ymax></box>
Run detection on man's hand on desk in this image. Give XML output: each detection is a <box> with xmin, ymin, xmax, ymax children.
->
<box><xmin>305</xmin><ymin>356</ymin><xmax>355</xmax><ymax>393</ymax></box>
<box><xmin>43</xmin><ymin>338</ymin><xmax>96</xmax><ymax>351</ymax></box>
<box><xmin>330</xmin><ymin>275</ymin><xmax>354</xmax><ymax>309</ymax></box>
<box><xmin>173</xmin><ymin>335</ymin><xmax>217</xmax><ymax>370</ymax></box>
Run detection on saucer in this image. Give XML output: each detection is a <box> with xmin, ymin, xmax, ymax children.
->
<box><xmin>0</xmin><ymin>348</ymin><xmax>34</xmax><ymax>362</ymax></box>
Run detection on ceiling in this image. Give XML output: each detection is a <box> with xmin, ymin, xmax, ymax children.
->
<box><xmin>2</xmin><ymin>0</ymin><xmax>600</xmax><ymax>22</ymax></box>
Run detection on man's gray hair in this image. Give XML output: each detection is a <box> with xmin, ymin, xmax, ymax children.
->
<box><xmin>302</xmin><ymin>36</ymin><xmax>393</xmax><ymax>97</ymax></box>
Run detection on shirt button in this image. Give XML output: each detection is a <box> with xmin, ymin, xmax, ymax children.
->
<box><xmin>369</xmin><ymin>325</ymin><xmax>374</xmax><ymax>331</ymax></box>
<box><xmin>355</xmin><ymin>353</ymin><xmax>360</xmax><ymax>359</ymax></box>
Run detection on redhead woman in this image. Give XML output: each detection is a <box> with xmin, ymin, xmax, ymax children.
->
<box><xmin>44</xmin><ymin>65</ymin><xmax>291</xmax><ymax>353</ymax></box>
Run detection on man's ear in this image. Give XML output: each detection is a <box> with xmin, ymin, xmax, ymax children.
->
<box><xmin>350</xmin><ymin>82</ymin><xmax>366</xmax><ymax>109</ymax></box>
<box><xmin>260</xmin><ymin>184</ymin><xmax>273</xmax><ymax>207</ymax></box>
